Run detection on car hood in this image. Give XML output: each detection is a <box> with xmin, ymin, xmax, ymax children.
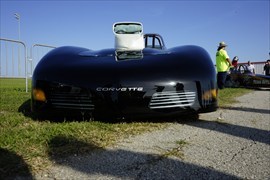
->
<box><xmin>33</xmin><ymin>46</ymin><xmax>215</xmax><ymax>88</ymax></box>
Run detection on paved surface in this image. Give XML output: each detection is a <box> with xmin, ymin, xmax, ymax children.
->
<box><xmin>36</xmin><ymin>90</ymin><xmax>270</xmax><ymax>179</ymax></box>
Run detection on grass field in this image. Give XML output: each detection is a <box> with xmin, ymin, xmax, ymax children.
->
<box><xmin>0</xmin><ymin>78</ymin><xmax>252</xmax><ymax>178</ymax></box>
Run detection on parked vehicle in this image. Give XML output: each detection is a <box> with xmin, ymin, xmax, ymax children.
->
<box><xmin>226</xmin><ymin>64</ymin><xmax>270</xmax><ymax>88</ymax></box>
<box><xmin>31</xmin><ymin>22</ymin><xmax>218</xmax><ymax>119</ymax></box>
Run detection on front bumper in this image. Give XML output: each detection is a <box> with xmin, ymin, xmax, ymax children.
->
<box><xmin>32</xmin><ymin>80</ymin><xmax>217</xmax><ymax>119</ymax></box>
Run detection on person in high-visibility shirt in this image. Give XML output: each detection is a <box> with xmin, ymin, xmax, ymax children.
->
<box><xmin>216</xmin><ymin>42</ymin><xmax>232</xmax><ymax>89</ymax></box>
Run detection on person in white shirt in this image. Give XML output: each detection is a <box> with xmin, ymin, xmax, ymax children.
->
<box><xmin>247</xmin><ymin>61</ymin><xmax>255</xmax><ymax>74</ymax></box>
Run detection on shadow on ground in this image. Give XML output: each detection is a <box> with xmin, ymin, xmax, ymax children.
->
<box><xmin>221</xmin><ymin>106</ymin><xmax>269</xmax><ymax>114</ymax></box>
<box><xmin>46</xmin><ymin>135</ymin><xmax>239</xmax><ymax>179</ymax></box>
<box><xmin>17</xmin><ymin>99</ymin><xmax>269</xmax><ymax>178</ymax></box>
<box><xmin>0</xmin><ymin>148</ymin><xmax>33</xmax><ymax>180</ymax></box>
<box><xmin>185</xmin><ymin>118</ymin><xmax>270</xmax><ymax>145</ymax></box>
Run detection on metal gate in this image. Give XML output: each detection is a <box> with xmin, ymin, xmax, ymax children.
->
<box><xmin>0</xmin><ymin>38</ymin><xmax>27</xmax><ymax>78</ymax></box>
<box><xmin>0</xmin><ymin>38</ymin><xmax>28</xmax><ymax>92</ymax></box>
<box><xmin>0</xmin><ymin>38</ymin><xmax>56</xmax><ymax>92</ymax></box>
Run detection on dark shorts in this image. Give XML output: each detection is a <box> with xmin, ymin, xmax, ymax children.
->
<box><xmin>217</xmin><ymin>72</ymin><xmax>228</xmax><ymax>89</ymax></box>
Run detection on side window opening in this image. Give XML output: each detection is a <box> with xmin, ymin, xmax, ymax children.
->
<box><xmin>145</xmin><ymin>36</ymin><xmax>153</xmax><ymax>48</ymax></box>
<box><xmin>144</xmin><ymin>34</ymin><xmax>164</xmax><ymax>50</ymax></box>
<box><xmin>154</xmin><ymin>37</ymin><xmax>162</xmax><ymax>49</ymax></box>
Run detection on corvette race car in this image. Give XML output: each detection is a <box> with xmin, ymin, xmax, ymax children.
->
<box><xmin>31</xmin><ymin>22</ymin><xmax>218</xmax><ymax>119</ymax></box>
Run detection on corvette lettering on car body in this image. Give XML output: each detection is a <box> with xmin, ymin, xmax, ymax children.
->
<box><xmin>96</xmin><ymin>87</ymin><xmax>144</xmax><ymax>91</ymax></box>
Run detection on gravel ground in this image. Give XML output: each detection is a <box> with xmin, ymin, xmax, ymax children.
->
<box><xmin>35</xmin><ymin>90</ymin><xmax>270</xmax><ymax>180</ymax></box>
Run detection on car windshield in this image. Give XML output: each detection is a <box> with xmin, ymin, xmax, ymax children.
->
<box><xmin>114</xmin><ymin>23</ymin><xmax>142</xmax><ymax>34</ymax></box>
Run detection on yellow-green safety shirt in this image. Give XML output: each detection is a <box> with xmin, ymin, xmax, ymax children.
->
<box><xmin>216</xmin><ymin>49</ymin><xmax>230</xmax><ymax>72</ymax></box>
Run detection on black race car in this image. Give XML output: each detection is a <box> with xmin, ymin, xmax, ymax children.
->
<box><xmin>31</xmin><ymin>22</ymin><xmax>218</xmax><ymax>120</ymax></box>
<box><xmin>226</xmin><ymin>64</ymin><xmax>270</xmax><ymax>88</ymax></box>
